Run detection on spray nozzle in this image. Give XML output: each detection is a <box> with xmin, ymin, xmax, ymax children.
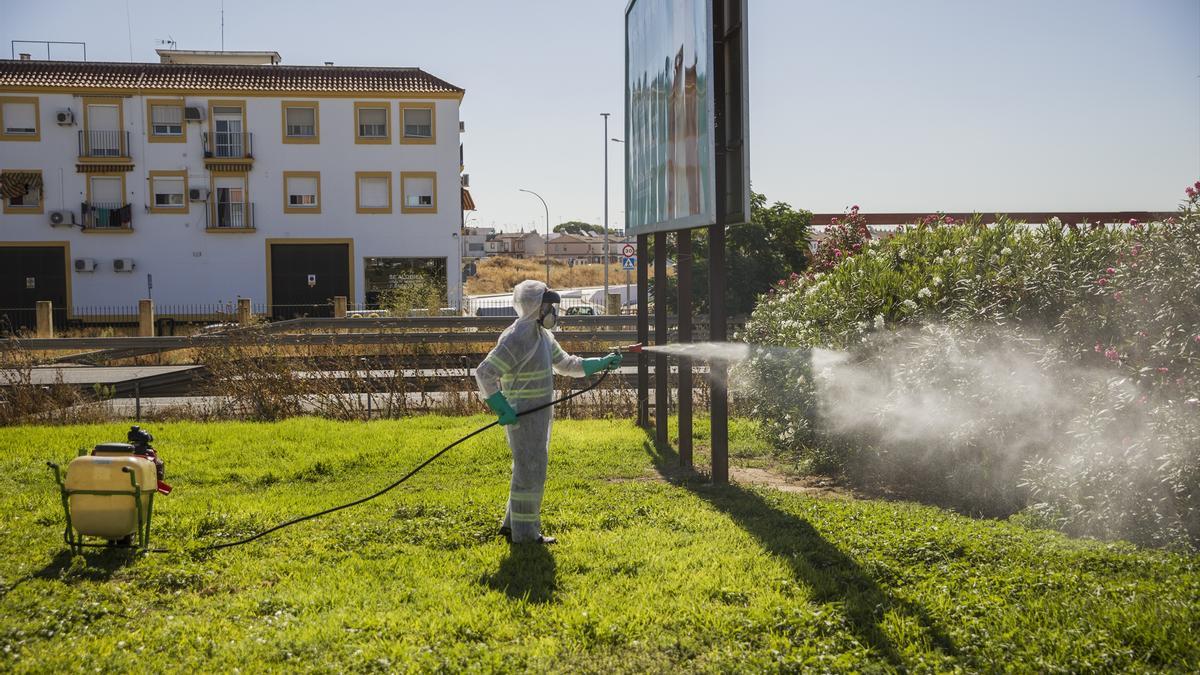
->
<box><xmin>618</xmin><ymin>343</ymin><xmax>644</xmax><ymax>354</ymax></box>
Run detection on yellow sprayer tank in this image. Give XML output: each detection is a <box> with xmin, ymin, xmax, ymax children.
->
<box><xmin>64</xmin><ymin>454</ymin><xmax>157</xmax><ymax>539</ymax></box>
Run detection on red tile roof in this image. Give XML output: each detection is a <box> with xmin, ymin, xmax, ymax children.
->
<box><xmin>0</xmin><ymin>60</ymin><xmax>463</xmax><ymax>96</ymax></box>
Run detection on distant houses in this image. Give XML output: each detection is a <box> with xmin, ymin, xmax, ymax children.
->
<box><xmin>463</xmin><ymin>227</ymin><xmax>631</xmax><ymax>265</ymax></box>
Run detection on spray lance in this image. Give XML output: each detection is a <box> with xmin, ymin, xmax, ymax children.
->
<box><xmin>48</xmin><ymin>348</ymin><xmax>636</xmax><ymax>554</ymax></box>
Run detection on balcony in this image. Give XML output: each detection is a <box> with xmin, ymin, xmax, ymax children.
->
<box><xmin>77</xmin><ymin>130</ymin><xmax>131</xmax><ymax>160</ymax></box>
<box><xmin>80</xmin><ymin>202</ymin><xmax>133</xmax><ymax>231</ymax></box>
<box><xmin>208</xmin><ymin>200</ymin><xmax>255</xmax><ymax>231</ymax></box>
<box><xmin>202</xmin><ymin>131</ymin><xmax>254</xmax><ymax>164</ymax></box>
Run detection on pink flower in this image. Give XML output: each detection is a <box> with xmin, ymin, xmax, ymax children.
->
<box><xmin>1194</xmin><ymin>180</ymin><xmax>1200</xmax><ymax>190</ymax></box>
<box><xmin>834</xmin><ymin>249</ymin><xmax>843</xmax><ymax>257</ymax></box>
<box><xmin>1094</xmin><ymin>343</ymin><xmax>1103</xmax><ymax>353</ymax></box>
<box><xmin>1097</xmin><ymin>277</ymin><xmax>1108</xmax><ymax>286</ymax></box>
<box><xmin>1157</xmin><ymin>367</ymin><xmax>1169</xmax><ymax>374</ymax></box>
<box><xmin>1106</xmin><ymin>267</ymin><xmax>1115</xmax><ymax>275</ymax></box>
<box><xmin>1194</xmin><ymin>335</ymin><xmax>1200</xmax><ymax>344</ymax></box>
<box><xmin>850</xmin><ymin>205</ymin><xmax>860</xmax><ymax>213</ymax></box>
<box><xmin>1128</xmin><ymin>218</ymin><xmax>1139</xmax><ymax>228</ymax></box>
<box><xmin>1105</xmin><ymin>348</ymin><xmax>1119</xmax><ymax>361</ymax></box>
<box><xmin>1188</xmin><ymin>187</ymin><xmax>1198</xmax><ymax>198</ymax></box>
<box><xmin>831</xmin><ymin>217</ymin><xmax>839</xmax><ymax>225</ymax></box>
<box><xmin>1131</xmin><ymin>244</ymin><xmax>1142</xmax><ymax>256</ymax></box>
<box><xmin>1113</xmin><ymin>291</ymin><xmax>1122</xmax><ymax>301</ymax></box>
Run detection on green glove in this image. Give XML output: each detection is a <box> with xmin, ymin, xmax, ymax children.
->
<box><xmin>484</xmin><ymin>392</ymin><xmax>518</xmax><ymax>426</ymax></box>
<box><xmin>582</xmin><ymin>352</ymin><xmax>623</xmax><ymax>377</ymax></box>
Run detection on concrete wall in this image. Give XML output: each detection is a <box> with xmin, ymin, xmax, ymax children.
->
<box><xmin>0</xmin><ymin>90</ymin><xmax>463</xmax><ymax>309</ymax></box>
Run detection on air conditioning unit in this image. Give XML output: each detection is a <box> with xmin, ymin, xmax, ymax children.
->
<box><xmin>183</xmin><ymin>106</ymin><xmax>204</xmax><ymax>122</ymax></box>
<box><xmin>49</xmin><ymin>210</ymin><xmax>76</xmax><ymax>226</ymax></box>
<box><xmin>113</xmin><ymin>258</ymin><xmax>135</xmax><ymax>273</ymax></box>
<box><xmin>74</xmin><ymin>258</ymin><xmax>97</xmax><ymax>273</ymax></box>
<box><xmin>55</xmin><ymin>109</ymin><xmax>75</xmax><ymax>126</ymax></box>
<box><xmin>461</xmin><ymin>174</ymin><xmax>470</xmax><ymax>188</ymax></box>
<box><xmin>189</xmin><ymin>187</ymin><xmax>209</xmax><ymax>202</ymax></box>
<box><xmin>459</xmin><ymin>121</ymin><xmax>466</xmax><ymax>132</ymax></box>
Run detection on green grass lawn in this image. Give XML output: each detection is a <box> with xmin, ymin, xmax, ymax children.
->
<box><xmin>1</xmin><ymin>417</ymin><xmax>1197</xmax><ymax>673</ymax></box>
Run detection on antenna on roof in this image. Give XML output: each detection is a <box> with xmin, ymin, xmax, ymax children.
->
<box><xmin>156</xmin><ymin>36</ymin><xmax>177</xmax><ymax>50</ymax></box>
<box><xmin>220</xmin><ymin>0</ymin><xmax>225</xmax><ymax>51</ymax></box>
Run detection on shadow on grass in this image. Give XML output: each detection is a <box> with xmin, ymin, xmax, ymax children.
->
<box><xmin>1</xmin><ymin>548</ymin><xmax>132</xmax><ymax>599</ymax></box>
<box><xmin>644</xmin><ymin>438</ymin><xmax>956</xmax><ymax>667</ymax></box>
<box><xmin>481</xmin><ymin>543</ymin><xmax>557</xmax><ymax>604</ymax></box>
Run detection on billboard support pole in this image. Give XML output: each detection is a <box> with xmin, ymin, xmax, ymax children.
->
<box><xmin>636</xmin><ymin>233</ymin><xmax>650</xmax><ymax>428</ymax></box>
<box><xmin>654</xmin><ymin>231</ymin><xmax>669</xmax><ymax>451</ymax></box>
<box><xmin>677</xmin><ymin>229</ymin><xmax>693</xmax><ymax>468</ymax></box>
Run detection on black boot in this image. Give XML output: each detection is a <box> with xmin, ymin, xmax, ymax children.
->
<box><xmin>536</xmin><ymin>534</ymin><xmax>557</xmax><ymax>545</ymax></box>
<box><xmin>498</xmin><ymin>526</ymin><xmax>512</xmax><ymax>542</ymax></box>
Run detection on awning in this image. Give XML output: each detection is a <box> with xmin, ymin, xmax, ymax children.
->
<box><xmin>203</xmin><ymin>162</ymin><xmax>251</xmax><ymax>173</ymax></box>
<box><xmin>461</xmin><ymin>187</ymin><xmax>476</xmax><ymax>211</ymax></box>
<box><xmin>0</xmin><ymin>170</ymin><xmax>42</xmax><ymax>199</ymax></box>
<box><xmin>76</xmin><ymin>163</ymin><xmax>134</xmax><ymax>173</ymax></box>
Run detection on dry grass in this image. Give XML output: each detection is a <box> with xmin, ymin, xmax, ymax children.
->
<box><xmin>466</xmin><ymin>257</ymin><xmax>629</xmax><ymax>295</ymax></box>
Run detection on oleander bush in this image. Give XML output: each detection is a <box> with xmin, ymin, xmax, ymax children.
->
<box><xmin>743</xmin><ymin>182</ymin><xmax>1200</xmax><ymax>548</ymax></box>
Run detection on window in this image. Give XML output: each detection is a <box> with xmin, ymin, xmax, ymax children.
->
<box><xmin>82</xmin><ymin>99</ymin><xmax>125</xmax><ymax>157</ymax></box>
<box><xmin>212</xmin><ymin>174</ymin><xmax>251</xmax><ymax>229</ymax></box>
<box><xmin>1</xmin><ymin>169</ymin><xmax>44</xmax><ymax>214</ymax></box>
<box><xmin>355</xmin><ymin>171</ymin><xmax>392</xmax><ymax>213</ymax></box>
<box><xmin>149</xmin><ymin>171</ymin><xmax>188</xmax><ymax>213</ymax></box>
<box><xmin>400</xmin><ymin>172</ymin><xmax>437</xmax><ymax>214</ymax></box>
<box><xmin>281</xmin><ymin>101</ymin><xmax>319</xmax><ymax>143</ymax></box>
<box><xmin>85</xmin><ymin>174</ymin><xmax>131</xmax><ymax>229</ymax></box>
<box><xmin>208</xmin><ymin>101</ymin><xmax>249</xmax><ymax>159</ymax></box>
<box><xmin>0</xmin><ymin>97</ymin><xmax>39</xmax><ymax>141</ymax></box>
<box><xmin>354</xmin><ymin>103</ymin><xmax>390</xmax><ymax>144</ymax></box>
<box><xmin>400</xmin><ymin>104</ymin><xmax>434</xmax><ymax>143</ymax></box>
<box><xmin>283</xmin><ymin>171</ymin><xmax>321</xmax><ymax>213</ymax></box>
<box><xmin>147</xmin><ymin>99</ymin><xmax>185</xmax><ymax>142</ymax></box>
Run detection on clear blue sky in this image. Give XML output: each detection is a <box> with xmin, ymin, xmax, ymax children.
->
<box><xmin>4</xmin><ymin>0</ymin><xmax>1198</xmax><ymax>231</ymax></box>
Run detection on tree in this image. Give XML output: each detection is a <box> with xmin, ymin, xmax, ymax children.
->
<box><xmin>655</xmin><ymin>191</ymin><xmax>811</xmax><ymax>316</ymax></box>
<box><xmin>553</xmin><ymin>221</ymin><xmax>622</xmax><ymax>237</ymax></box>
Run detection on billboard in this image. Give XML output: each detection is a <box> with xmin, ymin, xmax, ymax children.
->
<box><xmin>625</xmin><ymin>0</ymin><xmax>716</xmax><ymax>235</ymax></box>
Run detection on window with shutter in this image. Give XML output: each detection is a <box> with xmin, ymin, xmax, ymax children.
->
<box><xmin>284</xmin><ymin>172</ymin><xmax>321</xmax><ymax>213</ymax></box>
<box><xmin>151</xmin><ymin>104</ymin><xmax>183</xmax><ymax>136</ymax></box>
<box><xmin>356</xmin><ymin>172</ymin><xmax>392</xmax><ymax>213</ymax></box>
<box><xmin>355</xmin><ymin>103</ymin><xmax>390</xmax><ymax>143</ymax></box>
<box><xmin>402</xmin><ymin>107</ymin><xmax>433</xmax><ymax>140</ymax></box>
<box><xmin>401</xmin><ymin>173</ymin><xmax>437</xmax><ymax>214</ymax></box>
<box><xmin>1</xmin><ymin>100</ymin><xmax>38</xmax><ymax>136</ymax></box>
<box><xmin>285</xmin><ymin>105</ymin><xmax>316</xmax><ymax>138</ymax></box>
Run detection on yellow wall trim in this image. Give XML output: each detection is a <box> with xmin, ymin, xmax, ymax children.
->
<box><xmin>280</xmin><ymin>100</ymin><xmax>320</xmax><ymax>144</ymax></box>
<box><xmin>354</xmin><ymin>171</ymin><xmax>393</xmax><ymax>214</ymax></box>
<box><xmin>399</xmin><ymin>171</ymin><xmax>438</xmax><ymax>214</ymax></box>
<box><xmin>353</xmin><ymin>101</ymin><xmax>391</xmax><ymax>145</ymax></box>
<box><xmin>1</xmin><ymin>168</ymin><xmax>46</xmax><ymax>215</ymax></box>
<box><xmin>147</xmin><ymin>169</ymin><xmax>189</xmax><ymax>215</ymax></box>
<box><xmin>398</xmin><ymin>102</ymin><xmax>436</xmax><ymax>145</ymax></box>
<box><xmin>282</xmin><ymin>171</ymin><xmax>322</xmax><ymax>214</ymax></box>
<box><xmin>0</xmin><ymin>95</ymin><xmax>41</xmax><ymax>141</ymax></box>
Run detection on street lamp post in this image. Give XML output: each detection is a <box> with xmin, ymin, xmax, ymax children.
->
<box><xmin>601</xmin><ymin>112</ymin><xmax>611</xmax><ymax>312</ymax></box>
<box><xmin>519</xmin><ymin>188</ymin><xmax>551</xmax><ymax>285</ymax></box>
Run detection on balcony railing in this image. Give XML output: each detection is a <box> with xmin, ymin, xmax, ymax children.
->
<box><xmin>78</xmin><ymin>130</ymin><xmax>131</xmax><ymax>158</ymax></box>
<box><xmin>81</xmin><ymin>202</ymin><xmax>132</xmax><ymax>229</ymax></box>
<box><xmin>209</xmin><ymin>199</ymin><xmax>254</xmax><ymax>230</ymax></box>
<box><xmin>202</xmin><ymin>131</ymin><xmax>254</xmax><ymax>159</ymax></box>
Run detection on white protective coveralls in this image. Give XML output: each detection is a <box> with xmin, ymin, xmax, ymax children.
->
<box><xmin>475</xmin><ymin>280</ymin><xmax>587</xmax><ymax>543</ymax></box>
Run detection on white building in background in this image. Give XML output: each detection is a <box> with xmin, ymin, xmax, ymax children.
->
<box><xmin>0</xmin><ymin>50</ymin><xmax>471</xmax><ymax>327</ymax></box>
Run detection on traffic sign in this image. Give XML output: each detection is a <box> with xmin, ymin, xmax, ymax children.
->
<box><xmin>621</xmin><ymin>243</ymin><xmax>636</xmax><ymax>258</ymax></box>
<box><xmin>621</xmin><ymin>256</ymin><xmax>636</xmax><ymax>271</ymax></box>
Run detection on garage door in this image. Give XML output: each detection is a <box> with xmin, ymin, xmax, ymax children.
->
<box><xmin>269</xmin><ymin>242</ymin><xmax>351</xmax><ymax>319</ymax></box>
<box><xmin>0</xmin><ymin>245</ymin><xmax>68</xmax><ymax>334</ymax></box>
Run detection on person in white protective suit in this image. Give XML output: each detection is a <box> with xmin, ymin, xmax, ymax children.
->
<box><xmin>475</xmin><ymin>280</ymin><xmax>622</xmax><ymax>544</ymax></box>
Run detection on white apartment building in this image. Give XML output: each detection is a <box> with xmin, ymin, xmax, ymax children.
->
<box><xmin>0</xmin><ymin>50</ymin><xmax>468</xmax><ymax>327</ymax></box>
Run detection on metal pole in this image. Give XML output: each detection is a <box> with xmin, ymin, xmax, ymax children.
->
<box><xmin>677</xmin><ymin>230</ymin><xmax>692</xmax><ymax>468</ymax></box>
<box><xmin>654</xmin><ymin>231</ymin><xmax>668</xmax><ymax>451</ymax></box>
<box><xmin>636</xmin><ymin>234</ymin><xmax>649</xmax><ymax>428</ymax></box>
<box><xmin>519</xmin><ymin>188</ymin><xmax>551</xmax><ymax>285</ymax></box>
<box><xmin>601</xmin><ymin>112</ymin><xmax>610</xmax><ymax>311</ymax></box>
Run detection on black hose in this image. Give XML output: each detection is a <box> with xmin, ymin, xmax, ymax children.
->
<box><xmin>148</xmin><ymin>369</ymin><xmax>611</xmax><ymax>554</ymax></box>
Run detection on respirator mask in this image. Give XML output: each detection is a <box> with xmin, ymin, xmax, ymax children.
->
<box><xmin>538</xmin><ymin>290</ymin><xmax>561</xmax><ymax>330</ymax></box>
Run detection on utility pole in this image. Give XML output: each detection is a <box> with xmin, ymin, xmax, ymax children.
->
<box><xmin>601</xmin><ymin>112</ymin><xmax>610</xmax><ymax>311</ymax></box>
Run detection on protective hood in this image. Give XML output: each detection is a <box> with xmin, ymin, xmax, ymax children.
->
<box><xmin>512</xmin><ymin>279</ymin><xmax>549</xmax><ymax>321</ymax></box>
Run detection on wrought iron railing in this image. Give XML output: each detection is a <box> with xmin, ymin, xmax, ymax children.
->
<box><xmin>202</xmin><ymin>131</ymin><xmax>254</xmax><ymax>159</ymax></box>
<box><xmin>209</xmin><ymin>199</ymin><xmax>254</xmax><ymax>229</ymax></box>
<box><xmin>77</xmin><ymin>130</ymin><xmax>130</xmax><ymax>158</ymax></box>
<box><xmin>81</xmin><ymin>202</ymin><xmax>132</xmax><ymax>229</ymax></box>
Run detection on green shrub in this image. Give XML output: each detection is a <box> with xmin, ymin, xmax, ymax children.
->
<box><xmin>742</xmin><ymin>183</ymin><xmax>1200</xmax><ymax>548</ymax></box>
